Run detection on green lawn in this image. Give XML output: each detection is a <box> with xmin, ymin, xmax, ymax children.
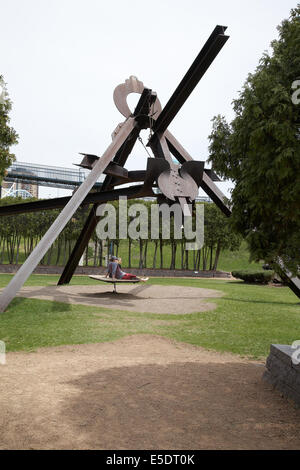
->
<box><xmin>217</xmin><ymin>241</ymin><xmax>262</xmax><ymax>272</ymax></box>
<box><xmin>0</xmin><ymin>274</ymin><xmax>299</xmax><ymax>359</ymax></box>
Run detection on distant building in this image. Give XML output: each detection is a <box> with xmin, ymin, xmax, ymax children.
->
<box><xmin>1</xmin><ymin>181</ymin><xmax>38</xmax><ymax>199</ymax></box>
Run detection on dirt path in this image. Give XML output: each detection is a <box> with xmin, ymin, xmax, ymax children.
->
<box><xmin>1</xmin><ymin>335</ymin><xmax>300</xmax><ymax>450</ymax></box>
<box><xmin>16</xmin><ymin>284</ymin><xmax>223</xmax><ymax>314</ymax></box>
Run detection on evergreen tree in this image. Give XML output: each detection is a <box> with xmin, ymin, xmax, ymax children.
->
<box><xmin>208</xmin><ymin>6</ymin><xmax>300</xmax><ymax>274</ymax></box>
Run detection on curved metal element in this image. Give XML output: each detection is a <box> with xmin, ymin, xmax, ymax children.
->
<box><xmin>158</xmin><ymin>166</ymin><xmax>198</xmax><ymax>202</ymax></box>
<box><xmin>113</xmin><ymin>76</ymin><xmax>162</xmax><ymax>118</ymax></box>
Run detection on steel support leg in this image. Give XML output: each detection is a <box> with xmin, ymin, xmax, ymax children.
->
<box><xmin>58</xmin><ymin>205</ymin><xmax>103</xmax><ymax>285</ymax></box>
<box><xmin>0</xmin><ymin>117</ymin><xmax>136</xmax><ymax>312</ymax></box>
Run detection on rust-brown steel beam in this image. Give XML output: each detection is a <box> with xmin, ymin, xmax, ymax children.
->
<box><xmin>150</xmin><ymin>25</ymin><xmax>229</xmax><ymax>136</ymax></box>
<box><xmin>0</xmin><ymin>184</ymin><xmax>150</xmax><ymax>216</ymax></box>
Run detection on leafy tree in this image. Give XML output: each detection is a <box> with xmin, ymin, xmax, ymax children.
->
<box><xmin>203</xmin><ymin>203</ymin><xmax>241</xmax><ymax>270</ymax></box>
<box><xmin>208</xmin><ymin>6</ymin><xmax>300</xmax><ymax>274</ymax></box>
<box><xmin>0</xmin><ymin>76</ymin><xmax>18</xmax><ymax>183</ymax></box>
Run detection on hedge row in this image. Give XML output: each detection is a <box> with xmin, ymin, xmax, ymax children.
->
<box><xmin>232</xmin><ymin>270</ymin><xmax>274</xmax><ymax>284</ymax></box>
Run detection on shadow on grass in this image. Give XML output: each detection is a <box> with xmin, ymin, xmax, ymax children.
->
<box><xmin>228</xmin><ymin>281</ymin><xmax>268</xmax><ymax>286</ymax></box>
<box><xmin>221</xmin><ymin>296</ymin><xmax>299</xmax><ymax>307</ymax></box>
<box><xmin>7</xmin><ymin>296</ymin><xmax>72</xmax><ymax>313</ymax></box>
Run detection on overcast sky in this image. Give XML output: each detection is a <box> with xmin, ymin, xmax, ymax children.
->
<box><xmin>0</xmin><ymin>0</ymin><xmax>297</xmax><ymax>198</ymax></box>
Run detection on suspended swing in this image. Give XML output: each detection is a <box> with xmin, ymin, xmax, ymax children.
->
<box><xmin>89</xmin><ymin>275</ymin><xmax>149</xmax><ymax>293</ymax></box>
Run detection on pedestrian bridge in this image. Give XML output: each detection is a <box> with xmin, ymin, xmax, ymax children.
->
<box><xmin>3</xmin><ymin>161</ymin><xmax>212</xmax><ymax>202</ymax></box>
<box><xmin>4</xmin><ymin>161</ymin><xmax>103</xmax><ymax>190</ymax></box>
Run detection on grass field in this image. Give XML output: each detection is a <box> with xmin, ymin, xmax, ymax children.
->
<box><xmin>0</xmin><ymin>274</ymin><xmax>299</xmax><ymax>359</ymax></box>
<box><xmin>217</xmin><ymin>241</ymin><xmax>262</xmax><ymax>272</ymax></box>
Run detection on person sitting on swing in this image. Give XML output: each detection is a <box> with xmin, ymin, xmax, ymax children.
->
<box><xmin>105</xmin><ymin>256</ymin><xmax>148</xmax><ymax>281</ymax></box>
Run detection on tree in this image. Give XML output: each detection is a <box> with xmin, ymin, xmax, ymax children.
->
<box><xmin>203</xmin><ymin>203</ymin><xmax>241</xmax><ymax>271</ymax></box>
<box><xmin>208</xmin><ymin>6</ymin><xmax>300</xmax><ymax>275</ymax></box>
<box><xmin>0</xmin><ymin>76</ymin><xmax>18</xmax><ymax>183</ymax></box>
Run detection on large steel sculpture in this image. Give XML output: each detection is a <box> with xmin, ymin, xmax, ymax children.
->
<box><xmin>0</xmin><ymin>25</ymin><xmax>299</xmax><ymax>312</ymax></box>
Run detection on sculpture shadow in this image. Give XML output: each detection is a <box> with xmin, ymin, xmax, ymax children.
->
<box><xmin>58</xmin><ymin>360</ymin><xmax>300</xmax><ymax>450</ymax></box>
<box><xmin>13</xmin><ymin>286</ymin><xmax>72</xmax><ymax>312</ymax></box>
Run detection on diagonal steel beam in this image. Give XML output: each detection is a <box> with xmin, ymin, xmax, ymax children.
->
<box><xmin>0</xmin><ymin>184</ymin><xmax>152</xmax><ymax>215</ymax></box>
<box><xmin>165</xmin><ymin>130</ymin><xmax>231</xmax><ymax>216</ymax></box>
<box><xmin>150</xmin><ymin>26</ymin><xmax>229</xmax><ymax>136</ymax></box>
<box><xmin>274</xmin><ymin>259</ymin><xmax>300</xmax><ymax>299</ymax></box>
<box><xmin>0</xmin><ymin>117</ymin><xmax>136</xmax><ymax>312</ymax></box>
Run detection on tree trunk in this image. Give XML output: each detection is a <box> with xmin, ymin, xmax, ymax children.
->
<box><xmin>181</xmin><ymin>240</ymin><xmax>184</xmax><ymax>269</ymax></box>
<box><xmin>63</xmin><ymin>238</ymin><xmax>68</xmax><ymax>265</ymax></box>
<box><xmin>29</xmin><ymin>238</ymin><xmax>34</xmax><ymax>255</ymax></box>
<box><xmin>0</xmin><ymin>238</ymin><xmax>5</xmax><ymax>264</ymax></box>
<box><xmin>202</xmin><ymin>246</ymin><xmax>208</xmax><ymax>270</ymax></box>
<box><xmin>193</xmin><ymin>249</ymin><xmax>196</xmax><ymax>270</ymax></box>
<box><xmin>93</xmin><ymin>239</ymin><xmax>98</xmax><ymax>266</ymax></box>
<box><xmin>128</xmin><ymin>239</ymin><xmax>132</xmax><ymax>268</ymax></box>
<box><xmin>111</xmin><ymin>240</ymin><xmax>114</xmax><ymax>257</ymax></box>
<box><xmin>143</xmin><ymin>240</ymin><xmax>148</xmax><ymax>268</ymax></box>
<box><xmin>153</xmin><ymin>241</ymin><xmax>158</xmax><ymax>269</ymax></box>
<box><xmin>15</xmin><ymin>237</ymin><xmax>21</xmax><ymax>264</ymax></box>
<box><xmin>159</xmin><ymin>238</ymin><xmax>163</xmax><ymax>269</ymax></box>
<box><xmin>139</xmin><ymin>239</ymin><xmax>143</xmax><ymax>268</ymax></box>
<box><xmin>55</xmin><ymin>240</ymin><xmax>61</xmax><ymax>265</ymax></box>
<box><xmin>170</xmin><ymin>241</ymin><xmax>177</xmax><ymax>270</ymax></box>
<box><xmin>196</xmin><ymin>249</ymin><xmax>201</xmax><ymax>271</ymax></box>
<box><xmin>23</xmin><ymin>237</ymin><xmax>27</xmax><ymax>258</ymax></box>
<box><xmin>47</xmin><ymin>245</ymin><xmax>53</xmax><ymax>265</ymax></box>
<box><xmin>213</xmin><ymin>242</ymin><xmax>221</xmax><ymax>270</ymax></box>
<box><xmin>209</xmin><ymin>246</ymin><xmax>214</xmax><ymax>270</ymax></box>
<box><xmin>85</xmin><ymin>244</ymin><xmax>89</xmax><ymax>266</ymax></box>
<box><xmin>98</xmin><ymin>240</ymin><xmax>103</xmax><ymax>266</ymax></box>
<box><xmin>7</xmin><ymin>238</ymin><xmax>13</xmax><ymax>264</ymax></box>
<box><xmin>185</xmin><ymin>249</ymin><xmax>189</xmax><ymax>270</ymax></box>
